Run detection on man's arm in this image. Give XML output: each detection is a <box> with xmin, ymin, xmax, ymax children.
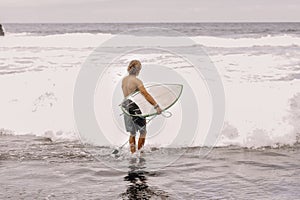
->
<box><xmin>136</xmin><ymin>79</ymin><xmax>162</xmax><ymax>114</ymax></box>
<box><xmin>138</xmin><ymin>85</ymin><xmax>157</xmax><ymax>106</ymax></box>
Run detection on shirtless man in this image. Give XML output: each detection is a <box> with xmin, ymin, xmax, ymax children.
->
<box><xmin>122</xmin><ymin>60</ymin><xmax>162</xmax><ymax>153</ymax></box>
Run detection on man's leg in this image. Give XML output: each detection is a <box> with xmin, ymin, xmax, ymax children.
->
<box><xmin>129</xmin><ymin>133</ymin><xmax>136</xmax><ymax>153</ymax></box>
<box><xmin>138</xmin><ymin>131</ymin><xmax>146</xmax><ymax>150</ymax></box>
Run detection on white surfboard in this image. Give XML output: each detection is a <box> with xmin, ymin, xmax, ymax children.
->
<box><xmin>121</xmin><ymin>83</ymin><xmax>183</xmax><ymax>117</ymax></box>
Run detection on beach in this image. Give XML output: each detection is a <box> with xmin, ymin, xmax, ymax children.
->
<box><xmin>0</xmin><ymin>23</ymin><xmax>300</xmax><ymax>199</ymax></box>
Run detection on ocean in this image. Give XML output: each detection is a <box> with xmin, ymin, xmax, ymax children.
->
<box><xmin>0</xmin><ymin>23</ymin><xmax>300</xmax><ymax>199</ymax></box>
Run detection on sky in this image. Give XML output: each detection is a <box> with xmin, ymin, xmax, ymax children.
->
<box><xmin>0</xmin><ymin>0</ymin><xmax>299</xmax><ymax>23</ymax></box>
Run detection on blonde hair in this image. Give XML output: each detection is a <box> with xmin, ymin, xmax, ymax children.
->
<box><xmin>127</xmin><ymin>60</ymin><xmax>141</xmax><ymax>75</ymax></box>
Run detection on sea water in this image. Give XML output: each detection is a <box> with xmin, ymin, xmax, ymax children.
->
<box><xmin>0</xmin><ymin>23</ymin><xmax>300</xmax><ymax>199</ymax></box>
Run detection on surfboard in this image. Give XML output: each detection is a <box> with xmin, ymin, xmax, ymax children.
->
<box><xmin>121</xmin><ymin>83</ymin><xmax>183</xmax><ymax>117</ymax></box>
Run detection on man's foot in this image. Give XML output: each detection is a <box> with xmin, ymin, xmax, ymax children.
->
<box><xmin>130</xmin><ymin>145</ymin><xmax>136</xmax><ymax>154</ymax></box>
<box><xmin>136</xmin><ymin>149</ymin><xmax>145</xmax><ymax>158</ymax></box>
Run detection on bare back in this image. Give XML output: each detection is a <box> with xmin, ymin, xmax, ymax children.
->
<box><xmin>122</xmin><ymin>75</ymin><xmax>158</xmax><ymax>106</ymax></box>
<box><xmin>122</xmin><ymin>75</ymin><xmax>143</xmax><ymax>97</ymax></box>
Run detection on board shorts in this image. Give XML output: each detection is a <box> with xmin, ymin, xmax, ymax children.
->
<box><xmin>122</xmin><ymin>99</ymin><xmax>146</xmax><ymax>136</ymax></box>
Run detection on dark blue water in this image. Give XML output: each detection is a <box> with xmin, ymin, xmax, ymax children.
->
<box><xmin>3</xmin><ymin>23</ymin><xmax>300</xmax><ymax>37</ymax></box>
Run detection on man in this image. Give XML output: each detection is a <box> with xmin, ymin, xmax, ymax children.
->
<box><xmin>122</xmin><ymin>60</ymin><xmax>162</xmax><ymax>154</ymax></box>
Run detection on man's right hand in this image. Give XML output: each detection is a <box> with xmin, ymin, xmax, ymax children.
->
<box><xmin>156</xmin><ymin>106</ymin><xmax>162</xmax><ymax>114</ymax></box>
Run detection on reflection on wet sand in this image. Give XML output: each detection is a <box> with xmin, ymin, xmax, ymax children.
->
<box><xmin>122</xmin><ymin>157</ymin><xmax>169</xmax><ymax>200</ymax></box>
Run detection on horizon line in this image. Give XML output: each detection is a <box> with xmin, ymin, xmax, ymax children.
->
<box><xmin>2</xmin><ymin>21</ymin><xmax>300</xmax><ymax>24</ymax></box>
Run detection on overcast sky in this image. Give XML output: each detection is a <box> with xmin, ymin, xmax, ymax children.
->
<box><xmin>0</xmin><ymin>0</ymin><xmax>299</xmax><ymax>23</ymax></box>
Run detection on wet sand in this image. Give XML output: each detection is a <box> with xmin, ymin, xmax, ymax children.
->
<box><xmin>1</xmin><ymin>134</ymin><xmax>299</xmax><ymax>199</ymax></box>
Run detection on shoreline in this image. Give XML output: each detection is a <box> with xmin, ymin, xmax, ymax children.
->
<box><xmin>1</xmin><ymin>134</ymin><xmax>299</xmax><ymax>199</ymax></box>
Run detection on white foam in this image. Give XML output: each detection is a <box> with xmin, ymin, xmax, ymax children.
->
<box><xmin>0</xmin><ymin>32</ymin><xmax>113</xmax><ymax>48</ymax></box>
<box><xmin>1</xmin><ymin>33</ymin><xmax>300</xmax><ymax>147</ymax></box>
<box><xmin>217</xmin><ymin>81</ymin><xmax>300</xmax><ymax>148</ymax></box>
<box><xmin>191</xmin><ymin>34</ymin><xmax>300</xmax><ymax>47</ymax></box>
<box><xmin>2</xmin><ymin>32</ymin><xmax>299</xmax><ymax>49</ymax></box>
<box><xmin>0</xmin><ymin>68</ymin><xmax>80</xmax><ymax>141</ymax></box>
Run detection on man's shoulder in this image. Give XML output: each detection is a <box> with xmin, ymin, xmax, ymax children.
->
<box><xmin>123</xmin><ymin>75</ymin><xmax>143</xmax><ymax>86</ymax></box>
<box><xmin>122</xmin><ymin>76</ymin><xmax>127</xmax><ymax>84</ymax></box>
<box><xmin>135</xmin><ymin>77</ymin><xmax>142</xmax><ymax>82</ymax></box>
<box><xmin>134</xmin><ymin>77</ymin><xmax>143</xmax><ymax>86</ymax></box>
<box><xmin>128</xmin><ymin>76</ymin><xmax>142</xmax><ymax>84</ymax></box>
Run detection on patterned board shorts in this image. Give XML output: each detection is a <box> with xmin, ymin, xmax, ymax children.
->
<box><xmin>122</xmin><ymin>99</ymin><xmax>146</xmax><ymax>136</ymax></box>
